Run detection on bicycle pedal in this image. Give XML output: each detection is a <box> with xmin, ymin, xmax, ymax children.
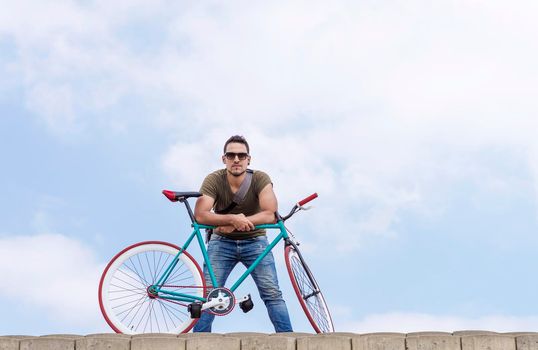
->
<box><xmin>188</xmin><ymin>302</ymin><xmax>202</xmax><ymax>319</ymax></box>
<box><xmin>239</xmin><ymin>294</ymin><xmax>254</xmax><ymax>313</ymax></box>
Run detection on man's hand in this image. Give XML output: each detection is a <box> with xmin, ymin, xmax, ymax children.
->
<box><xmin>230</xmin><ymin>213</ymin><xmax>255</xmax><ymax>231</ymax></box>
<box><xmin>215</xmin><ymin>225</ymin><xmax>235</xmax><ymax>234</ymax></box>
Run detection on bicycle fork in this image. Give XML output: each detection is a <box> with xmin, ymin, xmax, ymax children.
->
<box><xmin>284</xmin><ymin>238</ymin><xmax>322</xmax><ymax>299</ymax></box>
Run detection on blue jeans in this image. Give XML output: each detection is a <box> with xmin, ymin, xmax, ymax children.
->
<box><xmin>193</xmin><ymin>235</ymin><xmax>293</xmax><ymax>332</ymax></box>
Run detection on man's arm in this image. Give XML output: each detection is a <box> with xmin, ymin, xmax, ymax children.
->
<box><xmin>215</xmin><ymin>183</ymin><xmax>278</xmax><ymax>234</ymax></box>
<box><xmin>194</xmin><ymin>195</ymin><xmax>255</xmax><ymax>231</ymax></box>
<box><xmin>245</xmin><ymin>183</ymin><xmax>278</xmax><ymax>225</ymax></box>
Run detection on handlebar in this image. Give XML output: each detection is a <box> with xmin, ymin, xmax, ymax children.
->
<box><xmin>298</xmin><ymin>193</ymin><xmax>318</xmax><ymax>207</ymax></box>
<box><xmin>279</xmin><ymin>192</ymin><xmax>318</xmax><ymax>221</ymax></box>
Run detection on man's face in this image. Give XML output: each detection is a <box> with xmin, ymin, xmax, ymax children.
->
<box><xmin>222</xmin><ymin>142</ymin><xmax>250</xmax><ymax>177</ymax></box>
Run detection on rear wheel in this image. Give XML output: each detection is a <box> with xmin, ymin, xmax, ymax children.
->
<box><xmin>98</xmin><ymin>241</ymin><xmax>205</xmax><ymax>334</ymax></box>
<box><xmin>284</xmin><ymin>244</ymin><xmax>334</xmax><ymax>333</ymax></box>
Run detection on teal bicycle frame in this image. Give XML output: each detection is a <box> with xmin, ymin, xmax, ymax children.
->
<box><xmin>150</xmin><ymin>199</ymin><xmax>292</xmax><ymax>305</ymax></box>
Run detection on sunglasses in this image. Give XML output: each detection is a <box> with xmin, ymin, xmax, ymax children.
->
<box><xmin>224</xmin><ymin>152</ymin><xmax>249</xmax><ymax>161</ymax></box>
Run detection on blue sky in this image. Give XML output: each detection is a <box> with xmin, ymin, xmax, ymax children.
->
<box><xmin>1</xmin><ymin>0</ymin><xmax>538</xmax><ymax>335</ymax></box>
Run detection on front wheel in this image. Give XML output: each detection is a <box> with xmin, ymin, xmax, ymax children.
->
<box><xmin>284</xmin><ymin>244</ymin><xmax>334</xmax><ymax>333</ymax></box>
<box><xmin>98</xmin><ymin>241</ymin><xmax>205</xmax><ymax>334</ymax></box>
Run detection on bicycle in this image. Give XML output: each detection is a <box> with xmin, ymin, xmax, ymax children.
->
<box><xmin>98</xmin><ymin>190</ymin><xmax>334</xmax><ymax>334</ymax></box>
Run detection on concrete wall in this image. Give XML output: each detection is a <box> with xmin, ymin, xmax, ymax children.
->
<box><xmin>2</xmin><ymin>332</ymin><xmax>538</xmax><ymax>350</ymax></box>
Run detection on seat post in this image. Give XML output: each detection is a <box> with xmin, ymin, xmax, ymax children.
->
<box><xmin>180</xmin><ymin>198</ymin><xmax>197</xmax><ymax>224</ymax></box>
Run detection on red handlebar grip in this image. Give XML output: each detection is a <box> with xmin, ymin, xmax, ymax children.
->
<box><xmin>298</xmin><ymin>193</ymin><xmax>318</xmax><ymax>206</ymax></box>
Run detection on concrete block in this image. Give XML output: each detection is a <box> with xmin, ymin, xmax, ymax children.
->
<box><xmin>83</xmin><ymin>333</ymin><xmax>131</xmax><ymax>339</ymax></box>
<box><xmin>353</xmin><ymin>334</ymin><xmax>405</xmax><ymax>350</ymax></box>
<box><xmin>132</xmin><ymin>333</ymin><xmax>179</xmax><ymax>339</ymax></box>
<box><xmin>461</xmin><ymin>335</ymin><xmax>516</xmax><ymax>350</ymax></box>
<box><xmin>454</xmin><ymin>330</ymin><xmax>499</xmax><ymax>336</ymax></box>
<box><xmin>131</xmin><ymin>336</ymin><xmax>186</xmax><ymax>350</ymax></box>
<box><xmin>0</xmin><ymin>336</ymin><xmax>35</xmax><ymax>340</ymax></box>
<box><xmin>297</xmin><ymin>335</ymin><xmax>351</xmax><ymax>350</ymax></box>
<box><xmin>178</xmin><ymin>332</ymin><xmax>224</xmax><ymax>338</ymax></box>
<box><xmin>505</xmin><ymin>332</ymin><xmax>538</xmax><ymax>337</ymax></box>
<box><xmin>224</xmin><ymin>332</ymin><xmax>268</xmax><ymax>337</ymax></box>
<box><xmin>76</xmin><ymin>337</ymin><xmax>130</xmax><ymax>350</ymax></box>
<box><xmin>186</xmin><ymin>336</ymin><xmax>240</xmax><ymax>350</ymax></box>
<box><xmin>84</xmin><ymin>333</ymin><xmax>132</xmax><ymax>339</ymax></box>
<box><xmin>323</xmin><ymin>332</ymin><xmax>360</xmax><ymax>337</ymax></box>
<box><xmin>271</xmin><ymin>332</ymin><xmax>315</xmax><ymax>337</ymax></box>
<box><xmin>39</xmin><ymin>335</ymin><xmax>83</xmax><ymax>339</ymax></box>
<box><xmin>406</xmin><ymin>335</ymin><xmax>460</xmax><ymax>350</ymax></box>
<box><xmin>516</xmin><ymin>335</ymin><xmax>538</xmax><ymax>350</ymax></box>
<box><xmin>362</xmin><ymin>333</ymin><xmax>406</xmax><ymax>337</ymax></box>
<box><xmin>20</xmin><ymin>338</ymin><xmax>75</xmax><ymax>350</ymax></box>
<box><xmin>0</xmin><ymin>338</ymin><xmax>19</xmax><ymax>350</ymax></box>
<box><xmin>241</xmin><ymin>335</ymin><xmax>295</xmax><ymax>350</ymax></box>
<box><xmin>407</xmin><ymin>332</ymin><xmax>453</xmax><ymax>337</ymax></box>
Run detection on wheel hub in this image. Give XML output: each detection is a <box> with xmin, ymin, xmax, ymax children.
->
<box><xmin>147</xmin><ymin>285</ymin><xmax>159</xmax><ymax>299</ymax></box>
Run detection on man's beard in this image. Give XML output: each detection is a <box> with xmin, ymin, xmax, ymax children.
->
<box><xmin>227</xmin><ymin>168</ymin><xmax>246</xmax><ymax>177</ymax></box>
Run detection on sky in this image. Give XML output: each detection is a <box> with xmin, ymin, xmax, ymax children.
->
<box><xmin>1</xmin><ymin>0</ymin><xmax>538</xmax><ymax>335</ymax></box>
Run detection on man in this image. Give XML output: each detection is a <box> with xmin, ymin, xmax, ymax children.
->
<box><xmin>192</xmin><ymin>135</ymin><xmax>293</xmax><ymax>332</ymax></box>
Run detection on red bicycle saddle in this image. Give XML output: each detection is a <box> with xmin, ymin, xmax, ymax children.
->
<box><xmin>162</xmin><ymin>190</ymin><xmax>202</xmax><ymax>202</ymax></box>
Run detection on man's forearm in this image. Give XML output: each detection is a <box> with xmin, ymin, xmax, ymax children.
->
<box><xmin>195</xmin><ymin>211</ymin><xmax>237</xmax><ymax>226</ymax></box>
<box><xmin>216</xmin><ymin>210</ymin><xmax>275</xmax><ymax>234</ymax></box>
<box><xmin>246</xmin><ymin>210</ymin><xmax>277</xmax><ymax>226</ymax></box>
<box><xmin>197</xmin><ymin>210</ymin><xmax>275</xmax><ymax>226</ymax></box>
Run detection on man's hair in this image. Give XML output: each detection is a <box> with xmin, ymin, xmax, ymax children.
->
<box><xmin>223</xmin><ymin>135</ymin><xmax>250</xmax><ymax>154</ymax></box>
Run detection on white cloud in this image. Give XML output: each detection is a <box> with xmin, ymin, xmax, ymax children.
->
<box><xmin>151</xmin><ymin>0</ymin><xmax>538</xmax><ymax>253</ymax></box>
<box><xmin>25</xmin><ymin>82</ymin><xmax>77</xmax><ymax>132</ymax></box>
<box><xmin>3</xmin><ymin>0</ymin><xmax>538</xmax><ymax>248</ymax></box>
<box><xmin>3</xmin><ymin>0</ymin><xmax>535</xmax><ymax>132</ymax></box>
<box><xmin>161</xmin><ymin>129</ymin><xmax>233</xmax><ymax>190</ymax></box>
<box><xmin>0</xmin><ymin>233</ymin><xmax>107</xmax><ymax>330</ymax></box>
<box><xmin>342</xmin><ymin>312</ymin><xmax>538</xmax><ymax>333</ymax></box>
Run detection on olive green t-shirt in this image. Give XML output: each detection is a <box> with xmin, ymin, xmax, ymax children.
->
<box><xmin>199</xmin><ymin>169</ymin><xmax>272</xmax><ymax>239</ymax></box>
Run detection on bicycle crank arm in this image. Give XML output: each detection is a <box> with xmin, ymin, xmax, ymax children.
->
<box><xmin>201</xmin><ymin>297</ymin><xmax>230</xmax><ymax>311</ymax></box>
<box><xmin>235</xmin><ymin>295</ymin><xmax>250</xmax><ymax>304</ymax></box>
